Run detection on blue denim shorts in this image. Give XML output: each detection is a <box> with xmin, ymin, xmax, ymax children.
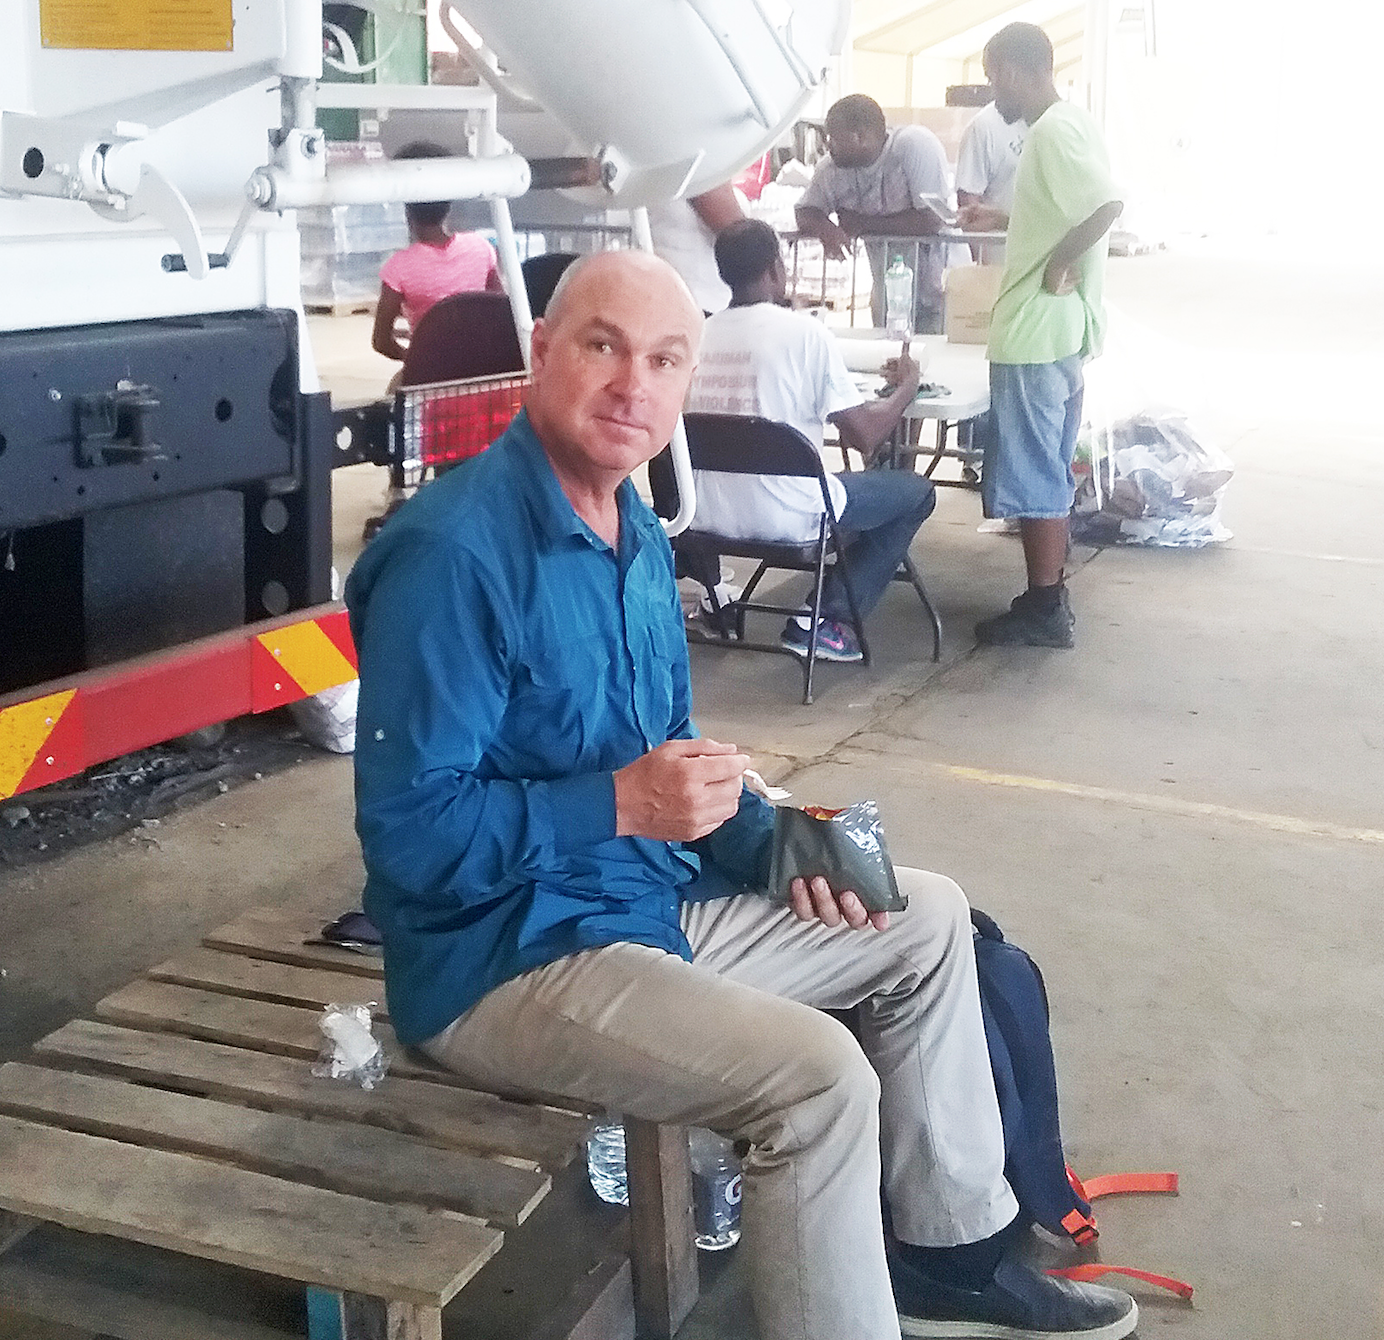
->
<box><xmin>982</xmin><ymin>356</ymin><xmax>1085</xmax><ymax>519</ymax></box>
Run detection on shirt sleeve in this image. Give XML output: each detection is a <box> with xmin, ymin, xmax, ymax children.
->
<box><xmin>1030</xmin><ymin>113</ymin><xmax>1122</xmax><ymax>230</ymax></box>
<box><xmin>896</xmin><ymin>126</ymin><xmax>951</xmax><ymax>204</ymax></box>
<box><xmin>817</xmin><ymin>324</ymin><xmax>864</xmax><ymax>419</ymax></box>
<box><xmin>351</xmin><ymin>530</ymin><xmax>617</xmax><ymax>907</ymax></box>
<box><xmin>954</xmin><ymin>118</ymin><xmax>990</xmax><ymax>197</ymax></box>
<box><xmin>798</xmin><ymin>162</ymin><xmax>837</xmax><ymax>214</ymax></box>
<box><xmin>379</xmin><ymin>245</ymin><xmax>411</xmax><ymax>294</ymax></box>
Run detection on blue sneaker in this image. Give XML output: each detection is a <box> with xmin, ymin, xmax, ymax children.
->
<box><xmin>892</xmin><ymin>1252</ymin><xmax>1138</xmax><ymax>1339</ymax></box>
<box><xmin>779</xmin><ymin>618</ymin><xmax>863</xmax><ymax>663</ymax></box>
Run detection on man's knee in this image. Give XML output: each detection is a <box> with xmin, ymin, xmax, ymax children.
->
<box><xmin>785</xmin><ymin>1007</ymin><xmax>882</xmax><ymax>1114</ymax></box>
<box><xmin>892</xmin><ymin>869</ymin><xmax>972</xmax><ymax>950</ymax></box>
<box><xmin>909</xmin><ymin>474</ymin><xmax>938</xmax><ymax>524</ymax></box>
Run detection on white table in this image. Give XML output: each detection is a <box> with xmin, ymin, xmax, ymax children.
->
<box><xmin>835</xmin><ymin>331</ymin><xmax>990</xmax><ymax>484</ymax></box>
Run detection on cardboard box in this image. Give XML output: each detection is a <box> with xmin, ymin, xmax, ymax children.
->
<box><xmin>944</xmin><ymin>265</ymin><xmax>1004</xmax><ymax>345</ymax></box>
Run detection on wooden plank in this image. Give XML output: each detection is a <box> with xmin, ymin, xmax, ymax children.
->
<box><xmin>96</xmin><ymin>980</ymin><xmax>591</xmax><ymax>1123</ymax></box>
<box><xmin>624</xmin><ymin>1119</ymin><xmax>698</xmax><ymax>1340</ymax></box>
<box><xmin>148</xmin><ymin>947</ymin><xmax>393</xmax><ymax>1018</ymax></box>
<box><xmin>204</xmin><ymin>909</ymin><xmax>385</xmax><ymax>980</ymax></box>
<box><xmin>96</xmin><ymin>977</ymin><xmax>400</xmax><ymax>1060</ymax></box>
<box><xmin>0</xmin><ymin>1222</ymin><xmax>301</xmax><ymax>1340</ymax></box>
<box><xmin>36</xmin><ymin>1019</ymin><xmax>589</xmax><ymax>1170</ymax></box>
<box><xmin>527</xmin><ymin>1255</ymin><xmax>634</xmax><ymax>1340</ymax></box>
<box><xmin>342</xmin><ymin>1293</ymin><xmax>442</xmax><ymax>1340</ymax></box>
<box><xmin>0</xmin><ymin>1063</ymin><xmax>548</xmax><ymax>1228</ymax></box>
<box><xmin>0</xmin><ymin>1209</ymin><xmax>35</xmax><ymax>1256</ymax></box>
<box><xmin>0</xmin><ymin>1113</ymin><xmax>501</xmax><ymax>1306</ymax></box>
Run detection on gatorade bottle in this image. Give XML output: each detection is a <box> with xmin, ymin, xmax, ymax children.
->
<box><xmin>884</xmin><ymin>253</ymin><xmax>913</xmax><ymax>338</ymax></box>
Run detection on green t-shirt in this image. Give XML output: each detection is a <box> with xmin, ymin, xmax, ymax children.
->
<box><xmin>987</xmin><ymin>102</ymin><xmax>1119</xmax><ymax>365</ymax></box>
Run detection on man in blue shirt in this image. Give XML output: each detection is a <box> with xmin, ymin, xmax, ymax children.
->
<box><xmin>346</xmin><ymin>251</ymin><xmax>1134</xmax><ymax>1340</ymax></box>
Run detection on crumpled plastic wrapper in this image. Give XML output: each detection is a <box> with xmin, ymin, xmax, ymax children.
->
<box><xmin>311</xmin><ymin>1002</ymin><xmax>388</xmax><ymax>1089</ymax></box>
<box><xmin>767</xmin><ymin>799</ymin><xmax>905</xmax><ymax>914</ymax></box>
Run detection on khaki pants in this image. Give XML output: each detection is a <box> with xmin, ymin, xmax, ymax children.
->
<box><xmin>423</xmin><ymin>868</ymin><xmax>1016</xmax><ymax>1340</ymax></box>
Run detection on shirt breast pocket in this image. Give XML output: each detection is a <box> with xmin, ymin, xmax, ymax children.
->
<box><xmin>505</xmin><ymin>634</ymin><xmax>613</xmax><ymax>774</ymax></box>
<box><xmin>634</xmin><ymin>617</ymin><xmax>686</xmax><ymax>743</ymax></box>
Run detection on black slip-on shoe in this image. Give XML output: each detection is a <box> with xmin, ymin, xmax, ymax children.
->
<box><xmin>974</xmin><ymin>588</ymin><xmax>1076</xmax><ymax>649</ymax></box>
<box><xmin>893</xmin><ymin>1254</ymin><xmax>1137</xmax><ymax>1340</ymax></box>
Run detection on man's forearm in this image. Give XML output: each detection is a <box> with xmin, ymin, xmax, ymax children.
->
<box><xmin>795</xmin><ymin>205</ymin><xmax>833</xmax><ymax>239</ymax></box>
<box><xmin>844</xmin><ymin>208</ymin><xmax>941</xmax><ymax>237</ymax></box>
<box><xmin>358</xmin><ymin>767</ymin><xmax>616</xmax><ymax>903</ymax></box>
<box><xmin>1049</xmin><ymin>200</ymin><xmax>1123</xmax><ymax>270</ymax></box>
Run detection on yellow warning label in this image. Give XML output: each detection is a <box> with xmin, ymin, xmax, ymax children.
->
<box><xmin>258</xmin><ymin>621</ymin><xmax>357</xmax><ymax>699</ymax></box>
<box><xmin>40</xmin><ymin>0</ymin><xmax>233</xmax><ymax>51</ymax></box>
<box><xmin>0</xmin><ymin>690</ymin><xmax>75</xmax><ymax>801</ymax></box>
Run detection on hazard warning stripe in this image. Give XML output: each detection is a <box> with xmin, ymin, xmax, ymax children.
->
<box><xmin>252</xmin><ymin>611</ymin><xmax>358</xmax><ymax>712</ymax></box>
<box><xmin>0</xmin><ymin>691</ymin><xmax>78</xmax><ymax>801</ymax></box>
<box><xmin>0</xmin><ymin>605</ymin><xmax>357</xmax><ymax>802</ymax></box>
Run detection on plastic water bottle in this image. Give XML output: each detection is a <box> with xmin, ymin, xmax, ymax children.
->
<box><xmin>586</xmin><ymin>1121</ymin><xmax>744</xmax><ymax>1251</ymax></box>
<box><xmin>689</xmin><ymin>1128</ymin><xmax>743</xmax><ymax>1251</ymax></box>
<box><xmin>884</xmin><ymin>253</ymin><xmax>913</xmax><ymax>338</ymax></box>
<box><xmin>586</xmin><ymin>1118</ymin><xmax>628</xmax><ymax>1205</ymax></box>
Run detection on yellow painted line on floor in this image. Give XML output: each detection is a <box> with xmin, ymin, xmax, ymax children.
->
<box><xmin>932</xmin><ymin>764</ymin><xmax>1384</xmax><ymax>846</ymax></box>
<box><xmin>1233</xmin><ymin>545</ymin><xmax>1384</xmax><ymax>568</ymax></box>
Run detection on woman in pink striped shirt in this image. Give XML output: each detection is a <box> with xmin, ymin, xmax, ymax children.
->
<box><xmin>371</xmin><ymin>141</ymin><xmax>504</xmax><ymax>367</ymax></box>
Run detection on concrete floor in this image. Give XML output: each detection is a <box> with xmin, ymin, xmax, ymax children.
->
<box><xmin>2</xmin><ymin>240</ymin><xmax>1382</xmax><ymax>1338</ymax></box>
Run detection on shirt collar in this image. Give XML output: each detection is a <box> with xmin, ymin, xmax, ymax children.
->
<box><xmin>502</xmin><ymin>409</ymin><xmax>665</xmax><ymax>556</ymax></box>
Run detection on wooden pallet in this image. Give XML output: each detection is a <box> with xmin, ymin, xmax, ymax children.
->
<box><xmin>305</xmin><ymin>300</ymin><xmax>376</xmax><ymax>318</ymax></box>
<box><xmin>0</xmin><ymin>905</ymin><xmax>699</xmax><ymax>1340</ymax></box>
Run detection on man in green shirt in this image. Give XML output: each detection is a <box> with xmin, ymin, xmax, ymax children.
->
<box><xmin>959</xmin><ymin>23</ymin><xmax>1123</xmax><ymax>648</ymax></box>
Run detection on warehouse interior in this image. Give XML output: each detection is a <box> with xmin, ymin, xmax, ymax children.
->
<box><xmin>2</xmin><ymin>2</ymin><xmax>1382</xmax><ymax>1338</ymax></box>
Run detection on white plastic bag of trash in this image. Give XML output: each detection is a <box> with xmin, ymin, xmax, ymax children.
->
<box><xmin>312</xmin><ymin>1002</ymin><xmax>388</xmax><ymax>1089</ymax></box>
<box><xmin>290</xmin><ymin>566</ymin><xmax>359</xmax><ymax>753</ymax></box>
<box><xmin>289</xmin><ymin>679</ymin><xmax>358</xmax><ymax>753</ymax></box>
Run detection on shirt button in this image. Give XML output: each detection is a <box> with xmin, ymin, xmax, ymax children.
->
<box><xmin>374</xmin><ymin>729</ymin><xmax>385</xmax><ymax>741</ymax></box>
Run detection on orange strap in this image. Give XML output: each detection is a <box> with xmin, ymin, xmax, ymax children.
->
<box><xmin>1049</xmin><ymin>1263</ymin><xmax>1193</xmax><ymax>1302</ymax></box>
<box><xmin>1069</xmin><ymin>1167</ymin><xmax>1180</xmax><ymax>1202</ymax></box>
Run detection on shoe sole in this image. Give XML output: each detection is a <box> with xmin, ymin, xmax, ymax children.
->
<box><xmin>900</xmin><ymin>1298</ymin><xmax>1137</xmax><ymax>1340</ymax></box>
<box><xmin>779</xmin><ymin>638</ymin><xmax>863</xmax><ymax>664</ymax></box>
<box><xmin>974</xmin><ymin>629</ymin><xmax>1075</xmax><ymax>650</ymax></box>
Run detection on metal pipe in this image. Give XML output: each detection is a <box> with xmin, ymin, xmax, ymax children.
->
<box><xmin>280</xmin><ymin>75</ymin><xmax>317</xmax><ymax>132</ymax></box>
<box><xmin>629</xmin><ymin>208</ymin><xmax>697</xmax><ymax>537</ymax></box>
<box><xmin>630</xmin><ymin>205</ymin><xmax>654</xmax><ymax>254</ymax></box>
<box><xmin>248</xmin><ymin>155</ymin><xmax>531</xmax><ymax>210</ymax></box>
<box><xmin>489</xmin><ymin>196</ymin><xmax>534</xmax><ymax>367</ymax></box>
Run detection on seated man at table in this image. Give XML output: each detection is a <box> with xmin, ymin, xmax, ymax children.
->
<box><xmin>346</xmin><ymin>247</ymin><xmax>1137</xmax><ymax>1340</ymax></box>
<box><xmin>685</xmin><ymin>219</ymin><xmax>935</xmax><ymax>663</ymax></box>
<box><xmin>795</xmin><ymin>95</ymin><xmax>958</xmax><ymax>334</ymax></box>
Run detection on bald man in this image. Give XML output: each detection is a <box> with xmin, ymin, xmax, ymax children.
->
<box><xmin>345</xmin><ymin>252</ymin><xmax>1135</xmax><ymax>1340</ymax></box>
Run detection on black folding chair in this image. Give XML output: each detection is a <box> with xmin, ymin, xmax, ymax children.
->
<box><xmin>671</xmin><ymin>412</ymin><xmax>941</xmax><ymax>705</ymax></box>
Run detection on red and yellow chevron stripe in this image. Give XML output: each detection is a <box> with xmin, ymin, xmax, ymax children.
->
<box><xmin>0</xmin><ymin>605</ymin><xmax>357</xmax><ymax>802</ymax></box>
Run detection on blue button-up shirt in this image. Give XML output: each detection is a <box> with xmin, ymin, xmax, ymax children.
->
<box><xmin>346</xmin><ymin>412</ymin><xmax>774</xmax><ymax>1045</ymax></box>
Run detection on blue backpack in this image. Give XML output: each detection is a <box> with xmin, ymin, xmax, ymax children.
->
<box><xmin>971</xmin><ymin>910</ymin><xmax>1192</xmax><ymax>1302</ymax></box>
<box><xmin>970</xmin><ymin>908</ymin><xmax>1097</xmax><ymax>1243</ymax></box>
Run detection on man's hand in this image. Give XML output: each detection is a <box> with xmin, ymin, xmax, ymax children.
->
<box><xmin>789</xmin><ymin>875</ymin><xmax>890</xmax><ymax>932</ymax></box>
<box><xmin>957</xmin><ymin>202</ymin><xmax>1009</xmax><ymax>232</ymax></box>
<box><xmin>614</xmin><ymin>738</ymin><xmax>750</xmax><ymax>842</ymax></box>
<box><xmin>1042</xmin><ymin>254</ymin><xmax>1078</xmax><ymax>296</ymax></box>
<box><xmin>880</xmin><ymin>350</ymin><xmax>922</xmax><ymax>394</ymax></box>
<box><xmin>817</xmin><ymin>218</ymin><xmax>854</xmax><ymax>261</ymax></box>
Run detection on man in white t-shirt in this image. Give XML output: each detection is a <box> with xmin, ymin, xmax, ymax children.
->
<box><xmin>956</xmin><ymin>101</ymin><xmax>1030</xmax><ymax>264</ymax></box>
<box><xmin>685</xmin><ymin>220</ymin><xmax>935</xmax><ymax>663</ymax></box>
<box><xmin>646</xmin><ymin>184</ymin><xmax>745</xmax><ymax>315</ymax></box>
<box><xmin>795</xmin><ymin>95</ymin><xmax>958</xmax><ymax>333</ymax></box>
